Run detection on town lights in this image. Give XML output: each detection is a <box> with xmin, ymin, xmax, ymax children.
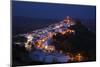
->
<box><xmin>74</xmin><ymin>53</ymin><xmax>83</xmax><ymax>62</ymax></box>
<box><xmin>66</xmin><ymin>29</ymin><xmax>75</xmax><ymax>34</ymax></box>
<box><xmin>55</xmin><ymin>26</ymin><xmax>60</xmax><ymax>28</ymax></box>
<box><xmin>61</xmin><ymin>31</ymin><xmax>66</xmax><ymax>35</ymax></box>
<box><xmin>42</xmin><ymin>39</ymin><xmax>45</xmax><ymax>42</ymax></box>
<box><xmin>24</xmin><ymin>42</ymin><xmax>32</xmax><ymax>51</ymax></box>
<box><xmin>27</xmin><ymin>34</ymin><xmax>33</xmax><ymax>42</ymax></box>
<box><xmin>66</xmin><ymin>52</ymin><xmax>84</xmax><ymax>62</ymax></box>
<box><xmin>21</xmin><ymin>16</ymin><xmax>76</xmax><ymax>54</ymax></box>
<box><xmin>43</xmin><ymin>45</ymin><xmax>55</xmax><ymax>53</ymax></box>
<box><xmin>71</xmin><ymin>30</ymin><xmax>75</xmax><ymax>33</ymax></box>
<box><xmin>44</xmin><ymin>45</ymin><xmax>48</xmax><ymax>49</ymax></box>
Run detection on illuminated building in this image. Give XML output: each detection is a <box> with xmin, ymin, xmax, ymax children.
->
<box><xmin>25</xmin><ymin>41</ymin><xmax>32</xmax><ymax>51</ymax></box>
<box><xmin>74</xmin><ymin>53</ymin><xmax>83</xmax><ymax>62</ymax></box>
<box><xmin>27</xmin><ymin>34</ymin><xmax>33</xmax><ymax>42</ymax></box>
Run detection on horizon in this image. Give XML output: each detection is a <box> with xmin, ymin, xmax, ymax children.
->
<box><xmin>12</xmin><ymin>1</ymin><xmax>96</xmax><ymax>20</ymax></box>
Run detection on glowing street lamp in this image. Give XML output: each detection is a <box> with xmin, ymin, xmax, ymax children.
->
<box><xmin>75</xmin><ymin>53</ymin><xmax>83</xmax><ymax>62</ymax></box>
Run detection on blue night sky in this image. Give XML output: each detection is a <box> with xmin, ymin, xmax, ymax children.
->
<box><xmin>12</xmin><ymin>1</ymin><xmax>96</xmax><ymax>20</ymax></box>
